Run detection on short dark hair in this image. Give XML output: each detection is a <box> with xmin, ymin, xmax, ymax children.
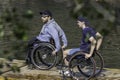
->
<box><xmin>78</xmin><ymin>16</ymin><xmax>90</xmax><ymax>26</ymax></box>
<box><xmin>40</xmin><ymin>10</ymin><xmax>52</xmax><ymax>17</ymax></box>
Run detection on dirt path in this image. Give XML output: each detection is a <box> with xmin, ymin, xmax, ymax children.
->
<box><xmin>0</xmin><ymin>59</ymin><xmax>120</xmax><ymax>80</ymax></box>
<box><xmin>1</xmin><ymin>66</ymin><xmax>120</xmax><ymax>80</ymax></box>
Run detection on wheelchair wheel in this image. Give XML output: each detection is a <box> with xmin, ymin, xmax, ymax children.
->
<box><xmin>55</xmin><ymin>49</ymin><xmax>63</xmax><ymax>66</ymax></box>
<box><xmin>93</xmin><ymin>51</ymin><xmax>104</xmax><ymax>76</ymax></box>
<box><xmin>31</xmin><ymin>43</ymin><xmax>58</xmax><ymax>70</ymax></box>
<box><xmin>68</xmin><ymin>52</ymin><xmax>96</xmax><ymax>79</ymax></box>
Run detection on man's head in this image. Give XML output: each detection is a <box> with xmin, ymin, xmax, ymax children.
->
<box><xmin>77</xmin><ymin>16</ymin><xmax>89</xmax><ymax>28</ymax></box>
<box><xmin>40</xmin><ymin>10</ymin><xmax>52</xmax><ymax>23</ymax></box>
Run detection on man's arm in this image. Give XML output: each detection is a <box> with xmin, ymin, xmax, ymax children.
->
<box><xmin>61</xmin><ymin>31</ymin><xmax>68</xmax><ymax>48</ymax></box>
<box><xmin>53</xmin><ymin>22</ymin><xmax>68</xmax><ymax>49</ymax></box>
<box><xmin>48</xmin><ymin>25</ymin><xmax>61</xmax><ymax>52</ymax></box>
<box><xmin>95</xmin><ymin>32</ymin><xmax>103</xmax><ymax>50</ymax></box>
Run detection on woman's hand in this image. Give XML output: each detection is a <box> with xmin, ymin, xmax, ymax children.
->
<box><xmin>85</xmin><ymin>53</ymin><xmax>92</xmax><ymax>59</ymax></box>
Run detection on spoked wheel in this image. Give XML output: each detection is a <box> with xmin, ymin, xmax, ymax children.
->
<box><xmin>31</xmin><ymin>43</ymin><xmax>58</xmax><ymax>70</ymax></box>
<box><xmin>93</xmin><ymin>51</ymin><xmax>104</xmax><ymax>77</ymax></box>
<box><xmin>68</xmin><ymin>52</ymin><xmax>96</xmax><ymax>80</ymax></box>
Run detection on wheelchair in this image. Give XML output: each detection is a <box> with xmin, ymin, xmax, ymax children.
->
<box><xmin>30</xmin><ymin>42</ymin><xmax>58</xmax><ymax>70</ymax></box>
<box><xmin>64</xmin><ymin>51</ymin><xmax>96</xmax><ymax>79</ymax></box>
<box><xmin>67</xmin><ymin>50</ymin><xmax>104</xmax><ymax>79</ymax></box>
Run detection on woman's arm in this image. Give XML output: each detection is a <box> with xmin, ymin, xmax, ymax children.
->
<box><xmin>95</xmin><ymin>32</ymin><xmax>103</xmax><ymax>50</ymax></box>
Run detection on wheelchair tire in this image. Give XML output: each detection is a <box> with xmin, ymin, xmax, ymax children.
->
<box><xmin>68</xmin><ymin>52</ymin><xmax>96</xmax><ymax>79</ymax></box>
<box><xmin>93</xmin><ymin>51</ymin><xmax>104</xmax><ymax>77</ymax></box>
<box><xmin>31</xmin><ymin>43</ymin><xmax>58</xmax><ymax>70</ymax></box>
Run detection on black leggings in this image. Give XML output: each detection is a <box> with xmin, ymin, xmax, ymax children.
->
<box><xmin>27</xmin><ymin>37</ymin><xmax>39</xmax><ymax>47</ymax></box>
<box><xmin>26</xmin><ymin>37</ymin><xmax>40</xmax><ymax>64</ymax></box>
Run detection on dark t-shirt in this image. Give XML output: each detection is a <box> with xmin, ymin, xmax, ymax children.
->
<box><xmin>80</xmin><ymin>27</ymin><xmax>96</xmax><ymax>52</ymax></box>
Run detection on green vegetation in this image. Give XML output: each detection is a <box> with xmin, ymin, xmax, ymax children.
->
<box><xmin>22</xmin><ymin>10</ymin><xmax>34</xmax><ymax>19</ymax></box>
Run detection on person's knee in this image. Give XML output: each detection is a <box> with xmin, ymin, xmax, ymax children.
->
<box><xmin>28</xmin><ymin>37</ymin><xmax>38</xmax><ymax>46</ymax></box>
<box><xmin>63</xmin><ymin>49</ymin><xmax>70</xmax><ymax>55</ymax></box>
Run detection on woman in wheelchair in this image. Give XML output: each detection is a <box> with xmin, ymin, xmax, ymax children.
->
<box><xmin>63</xmin><ymin>16</ymin><xmax>103</xmax><ymax>75</ymax></box>
<box><xmin>26</xmin><ymin>10</ymin><xmax>67</xmax><ymax>68</ymax></box>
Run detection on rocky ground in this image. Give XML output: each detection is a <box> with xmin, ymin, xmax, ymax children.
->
<box><xmin>0</xmin><ymin>58</ymin><xmax>120</xmax><ymax>80</ymax></box>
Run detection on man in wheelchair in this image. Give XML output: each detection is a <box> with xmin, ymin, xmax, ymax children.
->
<box><xmin>63</xmin><ymin>16</ymin><xmax>103</xmax><ymax>74</ymax></box>
<box><xmin>26</xmin><ymin>10</ymin><xmax>67</xmax><ymax>68</ymax></box>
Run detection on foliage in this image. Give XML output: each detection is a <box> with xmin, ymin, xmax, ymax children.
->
<box><xmin>1</xmin><ymin>7</ymin><xmax>34</xmax><ymax>41</ymax></box>
<box><xmin>0</xmin><ymin>24</ymin><xmax>4</xmax><ymax>38</ymax></box>
<box><xmin>0</xmin><ymin>6</ymin><xmax>34</xmax><ymax>59</ymax></box>
<box><xmin>7</xmin><ymin>56</ymin><xmax>15</xmax><ymax>62</ymax></box>
<box><xmin>11</xmin><ymin>65</ymin><xmax>20</xmax><ymax>73</ymax></box>
<box><xmin>0</xmin><ymin>63</ymin><xmax>4</xmax><ymax>68</ymax></box>
<box><xmin>22</xmin><ymin>10</ymin><xmax>34</xmax><ymax>19</ymax></box>
<box><xmin>0</xmin><ymin>17</ymin><xmax>4</xmax><ymax>38</ymax></box>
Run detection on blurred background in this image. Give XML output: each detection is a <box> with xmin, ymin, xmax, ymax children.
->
<box><xmin>0</xmin><ymin>0</ymin><xmax>120</xmax><ymax>69</ymax></box>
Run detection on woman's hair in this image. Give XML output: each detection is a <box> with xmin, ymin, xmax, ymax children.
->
<box><xmin>77</xmin><ymin>16</ymin><xmax>90</xmax><ymax>26</ymax></box>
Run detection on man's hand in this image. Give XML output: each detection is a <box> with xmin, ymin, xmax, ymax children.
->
<box><xmin>62</xmin><ymin>45</ymin><xmax>66</xmax><ymax>49</ymax></box>
<box><xmin>85</xmin><ymin>54</ymin><xmax>92</xmax><ymax>59</ymax></box>
<box><xmin>52</xmin><ymin>50</ymin><xmax>57</xmax><ymax>55</ymax></box>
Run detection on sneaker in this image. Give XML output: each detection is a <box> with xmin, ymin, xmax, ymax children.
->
<box><xmin>58</xmin><ymin>70</ymin><xmax>63</xmax><ymax>74</ymax></box>
<box><xmin>64</xmin><ymin>70</ymin><xmax>71</xmax><ymax>77</ymax></box>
